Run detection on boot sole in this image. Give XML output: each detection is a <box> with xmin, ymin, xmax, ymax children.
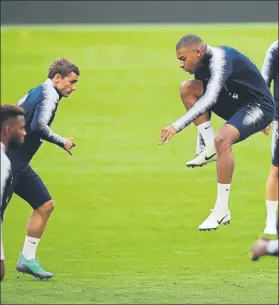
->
<box><xmin>16</xmin><ymin>263</ymin><xmax>53</xmax><ymax>280</ymax></box>
<box><xmin>199</xmin><ymin>220</ymin><xmax>231</xmax><ymax>231</ymax></box>
<box><xmin>186</xmin><ymin>159</ymin><xmax>217</xmax><ymax>168</ymax></box>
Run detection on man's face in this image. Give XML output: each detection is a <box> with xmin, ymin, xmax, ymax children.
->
<box><xmin>55</xmin><ymin>72</ymin><xmax>79</xmax><ymax>97</ymax></box>
<box><xmin>176</xmin><ymin>45</ymin><xmax>204</xmax><ymax>75</ymax></box>
<box><xmin>6</xmin><ymin>115</ymin><xmax>26</xmax><ymax>145</ymax></box>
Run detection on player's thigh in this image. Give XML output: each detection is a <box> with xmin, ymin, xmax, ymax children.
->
<box><xmin>271</xmin><ymin>120</ymin><xmax>279</xmax><ymax>167</ymax></box>
<box><xmin>14</xmin><ymin>165</ymin><xmax>52</xmax><ymax>210</ymax></box>
<box><xmin>225</xmin><ymin>104</ymin><xmax>274</xmax><ymax>143</ymax></box>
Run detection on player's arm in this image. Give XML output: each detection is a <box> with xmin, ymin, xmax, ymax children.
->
<box><xmin>30</xmin><ymin>92</ymin><xmax>76</xmax><ymax>154</ymax></box>
<box><xmin>0</xmin><ymin>159</ymin><xmax>10</xmax><ymax>208</ymax></box>
<box><xmin>172</xmin><ymin>48</ymin><xmax>233</xmax><ymax>133</ymax></box>
<box><xmin>261</xmin><ymin>41</ymin><xmax>278</xmax><ymax>135</ymax></box>
<box><xmin>261</xmin><ymin>40</ymin><xmax>278</xmax><ymax>87</ymax></box>
<box><xmin>30</xmin><ymin>96</ymin><xmax>66</xmax><ymax>147</ymax></box>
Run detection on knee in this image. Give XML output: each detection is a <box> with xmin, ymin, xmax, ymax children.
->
<box><xmin>36</xmin><ymin>200</ymin><xmax>55</xmax><ymax>215</ymax></box>
<box><xmin>214</xmin><ymin>133</ymin><xmax>232</xmax><ymax>151</ymax></box>
<box><xmin>179</xmin><ymin>80</ymin><xmax>203</xmax><ymax>98</ymax></box>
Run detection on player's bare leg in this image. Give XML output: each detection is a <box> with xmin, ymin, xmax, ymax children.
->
<box><xmin>179</xmin><ymin>80</ymin><xmax>209</xmax><ymax>125</ymax></box>
<box><xmin>179</xmin><ymin>80</ymin><xmax>217</xmax><ymax>167</ymax></box>
<box><xmin>16</xmin><ymin>200</ymin><xmax>54</xmax><ymax>279</ymax></box>
<box><xmin>263</xmin><ymin>120</ymin><xmax>278</xmax><ymax>235</ymax></box>
<box><xmin>215</xmin><ymin>125</ymin><xmax>239</xmax><ymax>183</ymax></box>
<box><xmin>263</xmin><ymin>165</ymin><xmax>278</xmax><ymax>235</ymax></box>
<box><xmin>198</xmin><ymin>124</ymin><xmax>239</xmax><ymax>231</ymax></box>
<box><xmin>27</xmin><ymin>200</ymin><xmax>55</xmax><ymax>238</ymax></box>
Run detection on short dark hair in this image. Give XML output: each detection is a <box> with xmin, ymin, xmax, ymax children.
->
<box><xmin>48</xmin><ymin>58</ymin><xmax>80</xmax><ymax>79</ymax></box>
<box><xmin>176</xmin><ymin>34</ymin><xmax>203</xmax><ymax>50</ymax></box>
<box><xmin>1</xmin><ymin>104</ymin><xmax>25</xmax><ymax>129</ymax></box>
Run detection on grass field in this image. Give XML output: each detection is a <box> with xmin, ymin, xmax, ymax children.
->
<box><xmin>1</xmin><ymin>23</ymin><xmax>278</xmax><ymax>304</ymax></box>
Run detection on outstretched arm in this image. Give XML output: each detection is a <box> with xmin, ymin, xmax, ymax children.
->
<box><xmin>159</xmin><ymin>47</ymin><xmax>233</xmax><ymax>145</ymax></box>
<box><xmin>172</xmin><ymin>48</ymin><xmax>232</xmax><ymax>132</ymax></box>
<box><xmin>172</xmin><ymin>47</ymin><xmax>233</xmax><ymax>133</ymax></box>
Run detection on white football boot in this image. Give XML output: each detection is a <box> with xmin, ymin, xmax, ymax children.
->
<box><xmin>186</xmin><ymin>145</ymin><xmax>217</xmax><ymax>168</ymax></box>
<box><xmin>198</xmin><ymin>208</ymin><xmax>231</xmax><ymax>231</ymax></box>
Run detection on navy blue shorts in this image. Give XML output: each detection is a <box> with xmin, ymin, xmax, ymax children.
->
<box><xmin>224</xmin><ymin>103</ymin><xmax>274</xmax><ymax>142</ymax></box>
<box><xmin>203</xmin><ymin>84</ymin><xmax>275</xmax><ymax>143</ymax></box>
<box><xmin>271</xmin><ymin>120</ymin><xmax>278</xmax><ymax>167</ymax></box>
<box><xmin>1</xmin><ymin>165</ymin><xmax>52</xmax><ymax>217</ymax></box>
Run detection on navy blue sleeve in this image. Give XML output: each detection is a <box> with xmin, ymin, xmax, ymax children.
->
<box><xmin>172</xmin><ymin>47</ymin><xmax>233</xmax><ymax>132</ymax></box>
<box><xmin>30</xmin><ymin>88</ymin><xmax>66</xmax><ymax>147</ymax></box>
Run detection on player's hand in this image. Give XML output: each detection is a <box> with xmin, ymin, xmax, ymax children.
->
<box><xmin>63</xmin><ymin>137</ymin><xmax>76</xmax><ymax>155</ymax></box>
<box><xmin>262</xmin><ymin>123</ymin><xmax>272</xmax><ymax>135</ymax></box>
<box><xmin>159</xmin><ymin>125</ymin><xmax>177</xmax><ymax>145</ymax></box>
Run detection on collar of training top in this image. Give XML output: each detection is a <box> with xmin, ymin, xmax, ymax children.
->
<box><xmin>205</xmin><ymin>45</ymin><xmax>213</xmax><ymax>55</ymax></box>
<box><xmin>46</xmin><ymin>78</ymin><xmax>55</xmax><ymax>88</ymax></box>
<box><xmin>45</xmin><ymin>78</ymin><xmax>63</xmax><ymax>100</ymax></box>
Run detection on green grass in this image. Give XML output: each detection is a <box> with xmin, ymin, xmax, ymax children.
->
<box><xmin>1</xmin><ymin>24</ymin><xmax>278</xmax><ymax>304</ymax></box>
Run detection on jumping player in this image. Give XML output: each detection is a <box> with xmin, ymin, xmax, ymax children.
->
<box><xmin>159</xmin><ymin>34</ymin><xmax>275</xmax><ymax>231</ymax></box>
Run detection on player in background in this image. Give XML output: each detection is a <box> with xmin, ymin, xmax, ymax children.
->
<box><xmin>1</xmin><ymin>105</ymin><xmax>26</xmax><ymax>281</ymax></box>
<box><xmin>260</xmin><ymin>40</ymin><xmax>278</xmax><ymax>236</ymax></box>
<box><xmin>250</xmin><ymin>40</ymin><xmax>278</xmax><ymax>262</ymax></box>
<box><xmin>159</xmin><ymin>34</ymin><xmax>275</xmax><ymax>231</ymax></box>
<box><xmin>1</xmin><ymin>58</ymin><xmax>80</xmax><ymax>279</ymax></box>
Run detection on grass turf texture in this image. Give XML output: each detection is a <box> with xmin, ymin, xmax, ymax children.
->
<box><xmin>1</xmin><ymin>24</ymin><xmax>278</xmax><ymax>304</ymax></box>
